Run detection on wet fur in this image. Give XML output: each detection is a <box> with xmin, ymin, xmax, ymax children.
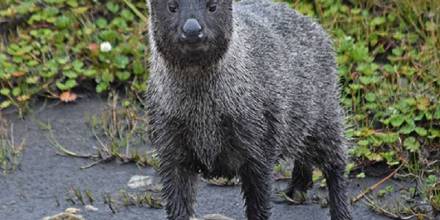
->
<box><xmin>146</xmin><ymin>0</ymin><xmax>352</xmax><ymax>219</ymax></box>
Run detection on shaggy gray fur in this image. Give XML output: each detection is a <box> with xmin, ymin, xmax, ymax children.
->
<box><xmin>146</xmin><ymin>0</ymin><xmax>352</xmax><ymax>219</ymax></box>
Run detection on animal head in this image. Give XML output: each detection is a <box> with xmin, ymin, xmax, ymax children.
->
<box><xmin>147</xmin><ymin>0</ymin><xmax>233</xmax><ymax>66</ymax></box>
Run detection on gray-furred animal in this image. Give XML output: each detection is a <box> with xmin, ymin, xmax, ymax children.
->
<box><xmin>145</xmin><ymin>0</ymin><xmax>352</xmax><ymax>219</ymax></box>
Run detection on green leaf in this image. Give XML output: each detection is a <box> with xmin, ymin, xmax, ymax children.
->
<box><xmin>96</xmin><ymin>82</ymin><xmax>109</xmax><ymax>93</ymax></box>
<box><xmin>114</xmin><ymin>55</ymin><xmax>130</xmax><ymax>69</ymax></box>
<box><xmin>370</xmin><ymin>16</ymin><xmax>386</xmax><ymax>27</ymax></box>
<box><xmin>56</xmin><ymin>79</ymin><xmax>77</xmax><ymax>91</ymax></box>
<box><xmin>390</xmin><ymin>115</ymin><xmax>404</xmax><ymax>127</ymax></box>
<box><xmin>365</xmin><ymin>92</ymin><xmax>376</xmax><ymax>102</ymax></box>
<box><xmin>0</xmin><ymin>101</ymin><xmax>12</xmax><ymax>109</ymax></box>
<box><xmin>400</xmin><ymin>124</ymin><xmax>415</xmax><ymax>134</ymax></box>
<box><xmin>415</xmin><ymin>127</ymin><xmax>428</xmax><ymax>136</ymax></box>
<box><xmin>356</xmin><ymin>63</ymin><xmax>378</xmax><ymax>75</ymax></box>
<box><xmin>133</xmin><ymin>60</ymin><xmax>144</xmax><ymax>75</ymax></box>
<box><xmin>96</xmin><ymin>18</ymin><xmax>108</xmax><ymax>29</ymax></box>
<box><xmin>66</xmin><ymin>0</ymin><xmax>78</xmax><ymax>7</ymax></box>
<box><xmin>352</xmin><ymin>144</ymin><xmax>370</xmax><ymax>158</ymax></box>
<box><xmin>106</xmin><ymin>2</ymin><xmax>120</xmax><ymax>13</ymax></box>
<box><xmin>428</xmin><ymin>129</ymin><xmax>440</xmax><ymax>139</ymax></box>
<box><xmin>111</xmin><ymin>18</ymin><xmax>128</xmax><ymax>29</ymax></box>
<box><xmin>63</xmin><ymin>71</ymin><xmax>78</xmax><ymax>79</ymax></box>
<box><xmin>65</xmin><ymin>79</ymin><xmax>77</xmax><ymax>88</ymax></box>
<box><xmin>392</xmin><ymin>47</ymin><xmax>404</xmax><ymax>56</ymax></box>
<box><xmin>356</xmin><ymin>172</ymin><xmax>366</xmax><ymax>179</ymax></box>
<box><xmin>12</xmin><ymin>87</ymin><xmax>21</xmax><ymax>97</ymax></box>
<box><xmin>351</xmin><ymin>43</ymin><xmax>369</xmax><ymax>62</ymax></box>
<box><xmin>403</xmin><ymin>137</ymin><xmax>420</xmax><ymax>153</ymax></box>
<box><xmin>41</xmin><ymin>71</ymin><xmax>57</xmax><ymax>78</ymax></box>
<box><xmin>26</xmin><ymin>76</ymin><xmax>39</xmax><ymax>84</ymax></box>
<box><xmin>426</xmin><ymin>175</ymin><xmax>438</xmax><ymax>186</ymax></box>
<box><xmin>382</xmin><ymin>151</ymin><xmax>399</xmax><ymax>166</ymax></box>
<box><xmin>358</xmin><ymin>139</ymin><xmax>369</xmax><ymax>146</ymax></box>
<box><xmin>57</xmin><ymin>57</ymin><xmax>69</xmax><ymax>65</ymax></box>
<box><xmin>376</xmin><ymin>133</ymin><xmax>399</xmax><ymax>144</ymax></box>
<box><xmin>83</xmin><ymin>69</ymin><xmax>97</xmax><ymax>78</ymax></box>
<box><xmin>121</xmin><ymin>9</ymin><xmax>135</xmax><ymax>21</ymax></box>
<box><xmin>99</xmin><ymin>30</ymin><xmax>118</xmax><ymax>42</ymax></box>
<box><xmin>55</xmin><ymin>16</ymin><xmax>72</xmax><ymax>29</ymax></box>
<box><xmin>72</xmin><ymin>60</ymin><xmax>84</xmax><ymax>72</ymax></box>
<box><xmin>101</xmin><ymin>70</ymin><xmax>114</xmax><ymax>82</ymax></box>
<box><xmin>116</xmin><ymin>71</ymin><xmax>131</xmax><ymax>81</ymax></box>
<box><xmin>0</xmin><ymin>88</ymin><xmax>10</xmax><ymax>96</ymax></box>
<box><xmin>434</xmin><ymin>106</ymin><xmax>440</xmax><ymax>119</ymax></box>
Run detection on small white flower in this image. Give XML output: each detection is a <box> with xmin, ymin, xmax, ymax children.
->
<box><xmin>100</xmin><ymin>42</ymin><xmax>112</xmax><ymax>52</ymax></box>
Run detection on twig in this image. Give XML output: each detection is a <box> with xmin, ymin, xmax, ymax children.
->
<box><xmin>363</xmin><ymin>195</ymin><xmax>418</xmax><ymax>220</ymax></box>
<box><xmin>45</xmin><ymin>122</ymin><xmax>98</xmax><ymax>159</ymax></box>
<box><xmin>274</xmin><ymin>176</ymin><xmax>291</xmax><ymax>181</ymax></box>
<box><xmin>277</xmin><ymin>192</ymin><xmax>303</xmax><ymax>205</ymax></box>
<box><xmin>351</xmin><ymin>163</ymin><xmax>404</xmax><ymax>204</ymax></box>
<box><xmin>80</xmin><ymin>159</ymin><xmax>106</xmax><ymax>169</ymax></box>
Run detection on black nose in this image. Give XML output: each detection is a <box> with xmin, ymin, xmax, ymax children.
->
<box><xmin>181</xmin><ymin>18</ymin><xmax>204</xmax><ymax>43</ymax></box>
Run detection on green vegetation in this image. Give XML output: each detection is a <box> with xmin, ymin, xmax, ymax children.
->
<box><xmin>0</xmin><ymin>0</ymin><xmax>149</xmax><ymax>115</ymax></box>
<box><xmin>1</xmin><ymin>0</ymin><xmax>439</xmax><ymax>217</ymax></box>
<box><xmin>38</xmin><ymin>93</ymin><xmax>159</xmax><ymax>170</ymax></box>
<box><xmin>282</xmin><ymin>0</ymin><xmax>439</xmax><ymax>217</ymax></box>
<box><xmin>64</xmin><ymin>187</ymin><xmax>162</xmax><ymax>212</ymax></box>
<box><xmin>283</xmin><ymin>0</ymin><xmax>439</xmax><ymax>171</ymax></box>
<box><xmin>2</xmin><ymin>0</ymin><xmax>438</xmax><ymax>171</ymax></box>
<box><xmin>0</xmin><ymin>113</ymin><xmax>25</xmax><ymax>174</ymax></box>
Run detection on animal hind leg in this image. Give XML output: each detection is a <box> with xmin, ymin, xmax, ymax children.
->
<box><xmin>285</xmin><ymin>160</ymin><xmax>313</xmax><ymax>204</ymax></box>
<box><xmin>316</xmin><ymin>138</ymin><xmax>352</xmax><ymax>220</ymax></box>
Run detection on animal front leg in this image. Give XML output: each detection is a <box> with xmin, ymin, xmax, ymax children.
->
<box><xmin>160</xmin><ymin>163</ymin><xmax>198</xmax><ymax>220</ymax></box>
<box><xmin>239</xmin><ymin>159</ymin><xmax>273</xmax><ymax>220</ymax></box>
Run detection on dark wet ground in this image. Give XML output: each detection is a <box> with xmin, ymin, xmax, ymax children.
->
<box><xmin>0</xmin><ymin>95</ymin><xmax>401</xmax><ymax>219</ymax></box>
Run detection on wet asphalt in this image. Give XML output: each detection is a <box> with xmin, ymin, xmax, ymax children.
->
<box><xmin>0</xmin><ymin>95</ymin><xmax>396</xmax><ymax>220</ymax></box>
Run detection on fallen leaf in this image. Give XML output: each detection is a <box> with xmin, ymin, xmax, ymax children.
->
<box><xmin>12</xmin><ymin>71</ymin><xmax>25</xmax><ymax>77</ymax></box>
<box><xmin>59</xmin><ymin>91</ymin><xmax>78</xmax><ymax>103</ymax></box>
<box><xmin>17</xmin><ymin>95</ymin><xmax>30</xmax><ymax>102</ymax></box>
<box><xmin>88</xmin><ymin>43</ymin><xmax>99</xmax><ymax>56</ymax></box>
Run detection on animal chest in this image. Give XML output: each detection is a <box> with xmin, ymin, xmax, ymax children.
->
<box><xmin>172</xmin><ymin>87</ymin><xmax>246</xmax><ymax>174</ymax></box>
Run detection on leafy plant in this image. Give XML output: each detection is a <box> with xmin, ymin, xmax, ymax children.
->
<box><xmin>0</xmin><ymin>0</ymin><xmax>150</xmax><ymax>115</ymax></box>
<box><xmin>282</xmin><ymin>1</ymin><xmax>439</xmax><ymax>216</ymax></box>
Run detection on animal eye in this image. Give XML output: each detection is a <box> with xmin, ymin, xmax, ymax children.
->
<box><xmin>168</xmin><ymin>2</ymin><xmax>178</xmax><ymax>13</ymax></box>
<box><xmin>207</xmin><ymin>1</ymin><xmax>217</xmax><ymax>12</ymax></box>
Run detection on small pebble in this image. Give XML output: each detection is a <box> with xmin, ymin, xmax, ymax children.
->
<box><xmin>65</xmin><ymin>207</ymin><xmax>81</xmax><ymax>214</ymax></box>
<box><xmin>84</xmin><ymin>205</ymin><xmax>98</xmax><ymax>212</ymax></box>
<box><xmin>203</xmin><ymin>214</ymin><xmax>235</xmax><ymax>220</ymax></box>
<box><xmin>127</xmin><ymin>175</ymin><xmax>153</xmax><ymax>189</ymax></box>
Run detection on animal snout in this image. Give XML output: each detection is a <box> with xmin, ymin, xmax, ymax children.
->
<box><xmin>181</xmin><ymin>18</ymin><xmax>204</xmax><ymax>44</ymax></box>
